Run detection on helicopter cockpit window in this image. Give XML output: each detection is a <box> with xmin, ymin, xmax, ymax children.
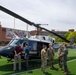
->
<box><xmin>8</xmin><ymin>39</ymin><xmax>14</xmax><ymax>46</ymax></box>
<box><xmin>9</xmin><ymin>39</ymin><xmax>20</xmax><ymax>46</ymax></box>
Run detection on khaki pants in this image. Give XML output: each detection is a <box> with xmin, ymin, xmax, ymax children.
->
<box><xmin>14</xmin><ymin>55</ymin><xmax>21</xmax><ymax>71</ymax></box>
<box><xmin>41</xmin><ymin>60</ymin><xmax>47</xmax><ymax>72</ymax></box>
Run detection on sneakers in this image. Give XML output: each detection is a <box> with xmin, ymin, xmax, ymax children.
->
<box><xmin>64</xmin><ymin>72</ymin><xmax>68</xmax><ymax>74</ymax></box>
<box><xmin>43</xmin><ymin>72</ymin><xmax>48</xmax><ymax>74</ymax></box>
<box><xmin>64</xmin><ymin>71</ymin><xmax>70</xmax><ymax>75</ymax></box>
<box><xmin>58</xmin><ymin>68</ymin><xmax>63</xmax><ymax>71</ymax></box>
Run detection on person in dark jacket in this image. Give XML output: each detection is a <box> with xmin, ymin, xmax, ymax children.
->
<box><xmin>63</xmin><ymin>44</ymin><xmax>69</xmax><ymax>74</ymax></box>
<box><xmin>23</xmin><ymin>42</ymin><xmax>29</xmax><ymax>69</ymax></box>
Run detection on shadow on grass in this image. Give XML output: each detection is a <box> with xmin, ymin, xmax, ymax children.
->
<box><xmin>0</xmin><ymin>56</ymin><xmax>76</xmax><ymax>75</ymax></box>
<box><xmin>50</xmin><ymin>67</ymin><xmax>58</xmax><ymax>71</ymax></box>
<box><xmin>67</xmin><ymin>73</ymin><xmax>76</xmax><ymax>75</ymax></box>
<box><xmin>44</xmin><ymin>72</ymin><xmax>52</xmax><ymax>75</ymax></box>
<box><xmin>68</xmin><ymin>57</ymin><xmax>76</xmax><ymax>61</ymax></box>
<box><xmin>0</xmin><ymin>60</ymin><xmax>41</xmax><ymax>75</ymax></box>
<box><xmin>0</xmin><ymin>59</ymin><xmax>41</xmax><ymax>71</ymax></box>
<box><xmin>54</xmin><ymin>56</ymin><xmax>76</xmax><ymax>65</ymax></box>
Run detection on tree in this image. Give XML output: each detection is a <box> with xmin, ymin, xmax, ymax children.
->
<box><xmin>67</xmin><ymin>32</ymin><xmax>76</xmax><ymax>42</ymax></box>
<box><xmin>57</xmin><ymin>38</ymin><xmax>64</xmax><ymax>42</ymax></box>
<box><xmin>64</xmin><ymin>31</ymin><xmax>76</xmax><ymax>42</ymax></box>
<box><xmin>64</xmin><ymin>32</ymin><xmax>70</xmax><ymax>38</ymax></box>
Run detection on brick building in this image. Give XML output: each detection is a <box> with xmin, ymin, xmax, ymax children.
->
<box><xmin>30</xmin><ymin>30</ymin><xmax>67</xmax><ymax>37</ymax></box>
<box><xmin>0</xmin><ymin>25</ymin><xmax>29</xmax><ymax>44</ymax></box>
<box><xmin>0</xmin><ymin>24</ymin><xmax>72</xmax><ymax>44</ymax></box>
<box><xmin>0</xmin><ymin>25</ymin><xmax>10</xmax><ymax>42</ymax></box>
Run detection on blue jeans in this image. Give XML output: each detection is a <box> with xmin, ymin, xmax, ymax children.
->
<box><xmin>26</xmin><ymin>57</ymin><xmax>29</xmax><ymax>69</ymax></box>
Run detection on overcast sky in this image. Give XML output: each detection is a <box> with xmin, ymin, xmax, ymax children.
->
<box><xmin>0</xmin><ymin>0</ymin><xmax>76</xmax><ymax>31</ymax></box>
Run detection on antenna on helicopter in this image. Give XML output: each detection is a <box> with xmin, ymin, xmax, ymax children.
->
<box><xmin>36</xmin><ymin>24</ymin><xmax>48</xmax><ymax>35</ymax></box>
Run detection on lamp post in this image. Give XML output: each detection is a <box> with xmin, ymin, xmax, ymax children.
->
<box><xmin>26</xmin><ymin>24</ymin><xmax>28</xmax><ymax>38</ymax></box>
<box><xmin>14</xmin><ymin>18</ymin><xmax>15</xmax><ymax>29</ymax></box>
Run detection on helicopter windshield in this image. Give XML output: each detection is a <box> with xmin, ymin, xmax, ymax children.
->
<box><xmin>8</xmin><ymin>39</ymin><xmax>20</xmax><ymax>46</ymax></box>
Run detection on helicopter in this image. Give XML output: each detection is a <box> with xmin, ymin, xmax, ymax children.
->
<box><xmin>0</xmin><ymin>5</ymin><xmax>70</xmax><ymax>59</ymax></box>
<box><xmin>0</xmin><ymin>34</ymin><xmax>55</xmax><ymax>59</ymax></box>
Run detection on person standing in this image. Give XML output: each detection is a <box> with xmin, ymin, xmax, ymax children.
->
<box><xmin>14</xmin><ymin>43</ymin><xmax>22</xmax><ymax>71</ymax></box>
<box><xmin>47</xmin><ymin>44</ymin><xmax>55</xmax><ymax>68</ymax></box>
<box><xmin>58</xmin><ymin>44</ymin><xmax>64</xmax><ymax>71</ymax></box>
<box><xmin>24</xmin><ymin>42</ymin><xmax>29</xmax><ymax>69</ymax></box>
<box><xmin>63</xmin><ymin>44</ymin><xmax>69</xmax><ymax>74</ymax></box>
<box><xmin>41</xmin><ymin>45</ymin><xmax>47</xmax><ymax>73</ymax></box>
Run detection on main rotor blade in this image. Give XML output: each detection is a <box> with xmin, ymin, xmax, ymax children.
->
<box><xmin>0</xmin><ymin>5</ymin><xmax>70</xmax><ymax>42</ymax></box>
<box><xmin>34</xmin><ymin>25</ymin><xmax>70</xmax><ymax>42</ymax></box>
<box><xmin>0</xmin><ymin>5</ymin><xmax>34</xmax><ymax>25</ymax></box>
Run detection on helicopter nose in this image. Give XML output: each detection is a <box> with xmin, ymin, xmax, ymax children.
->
<box><xmin>0</xmin><ymin>49</ymin><xmax>3</xmax><ymax>55</ymax></box>
<box><xmin>0</xmin><ymin>49</ymin><xmax>7</xmax><ymax>56</ymax></box>
<box><xmin>0</xmin><ymin>47</ymin><xmax>5</xmax><ymax>56</ymax></box>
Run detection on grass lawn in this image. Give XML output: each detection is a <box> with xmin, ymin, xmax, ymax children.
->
<box><xmin>0</xmin><ymin>49</ymin><xmax>76</xmax><ymax>75</ymax></box>
<box><xmin>20</xmin><ymin>59</ymin><xmax>76</xmax><ymax>75</ymax></box>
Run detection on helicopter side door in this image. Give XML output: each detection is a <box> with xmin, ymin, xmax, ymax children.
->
<box><xmin>37</xmin><ymin>41</ymin><xmax>49</xmax><ymax>57</ymax></box>
<box><xmin>28</xmin><ymin>40</ymin><xmax>37</xmax><ymax>58</ymax></box>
